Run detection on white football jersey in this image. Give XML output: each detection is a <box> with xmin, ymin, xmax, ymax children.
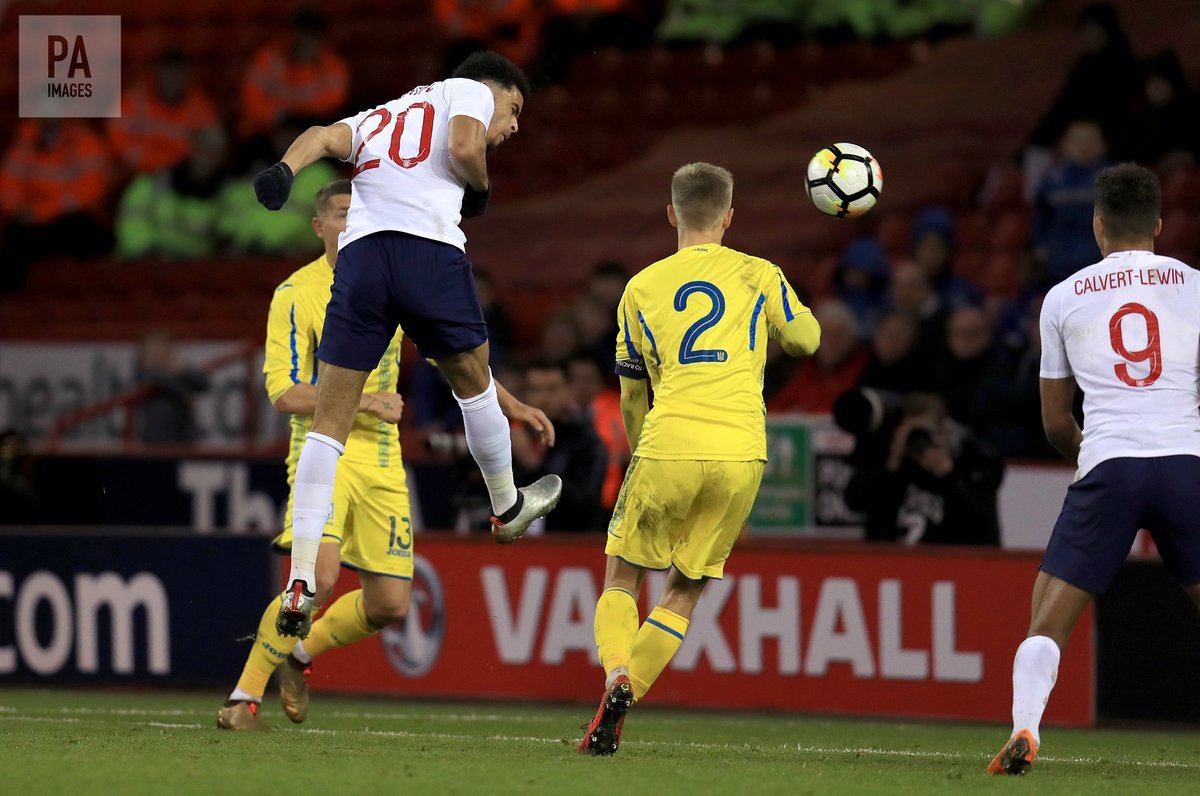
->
<box><xmin>1040</xmin><ymin>249</ymin><xmax>1200</xmax><ymax>477</ymax></box>
<box><xmin>335</xmin><ymin>78</ymin><xmax>495</xmax><ymax>252</ymax></box>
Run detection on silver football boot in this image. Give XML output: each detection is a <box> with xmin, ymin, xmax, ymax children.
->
<box><xmin>491</xmin><ymin>475</ymin><xmax>563</xmax><ymax>543</ymax></box>
<box><xmin>275</xmin><ymin>579</ymin><xmax>315</xmax><ymax>638</ymax></box>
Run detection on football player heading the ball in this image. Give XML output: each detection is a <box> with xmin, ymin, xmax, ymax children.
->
<box><xmin>219</xmin><ymin>181</ymin><xmax>408</xmax><ymax>730</ymax></box>
<box><xmin>252</xmin><ymin>51</ymin><xmax>564</xmax><ymax>640</ymax></box>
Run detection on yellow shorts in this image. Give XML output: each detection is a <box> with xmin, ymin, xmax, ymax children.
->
<box><xmin>605</xmin><ymin>456</ymin><xmax>764</xmax><ymax>580</ymax></box>
<box><xmin>275</xmin><ymin>458</ymin><xmax>414</xmax><ymax>580</ymax></box>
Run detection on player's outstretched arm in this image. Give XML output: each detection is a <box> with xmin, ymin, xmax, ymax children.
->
<box><xmin>762</xmin><ymin>266</ymin><xmax>820</xmax><ymax>357</ymax></box>
<box><xmin>254</xmin><ymin>123</ymin><xmax>352</xmax><ymax>211</ymax></box>
<box><xmin>271</xmin><ymin>383</ymin><xmax>403</xmax><ymax>423</ymax></box>
<box><xmin>618</xmin><ymin>376</ymin><xmax>649</xmax><ymax>454</ymax></box>
<box><xmin>281</xmin><ymin>123</ymin><xmax>352</xmax><ymax>175</ymax></box>
<box><xmin>772</xmin><ymin>313</ymin><xmax>822</xmax><ymax>358</ymax></box>
<box><xmin>1040</xmin><ymin>376</ymin><xmax>1082</xmax><ymax>463</ymax></box>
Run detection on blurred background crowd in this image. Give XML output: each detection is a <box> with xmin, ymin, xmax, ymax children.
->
<box><xmin>1</xmin><ymin>0</ymin><xmax>1199</xmax><ymax>544</ymax></box>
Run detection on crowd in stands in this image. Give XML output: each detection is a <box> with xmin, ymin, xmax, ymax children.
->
<box><xmin>769</xmin><ymin>3</ymin><xmax>1200</xmax><ymax>460</ymax></box>
<box><xmin>3</xmin><ymin>2</ymin><xmax>1199</xmax><ymax>541</ymax></box>
<box><xmin>0</xmin><ymin>2</ymin><xmax>662</xmax><ymax>292</ymax></box>
<box><xmin>5</xmin><ymin>2</ymin><xmax>1192</xmax><ymax>291</ymax></box>
<box><xmin>408</xmin><ymin>261</ymin><xmax>630</xmax><ymax>533</ymax></box>
<box><xmin>0</xmin><ymin>8</ymin><xmax>351</xmax><ymax>290</ymax></box>
<box><xmin>763</xmin><ymin>202</ymin><xmax>1048</xmax><ymax>460</ymax></box>
<box><xmin>407</xmin><ymin>3</ymin><xmax>1198</xmax><ymax>539</ymax></box>
<box><xmin>653</xmin><ymin>0</ymin><xmax>1043</xmax><ymax>44</ymax></box>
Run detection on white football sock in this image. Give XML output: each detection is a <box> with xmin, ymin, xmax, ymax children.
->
<box><xmin>229</xmin><ymin>688</ymin><xmax>257</xmax><ymax>703</ymax></box>
<box><xmin>453</xmin><ymin>373</ymin><xmax>518</xmax><ymax>516</ymax></box>
<box><xmin>288</xmin><ymin>432</ymin><xmax>343</xmax><ymax>594</ymax></box>
<box><xmin>292</xmin><ymin>640</ymin><xmax>312</xmax><ymax>665</ymax></box>
<box><xmin>1011</xmin><ymin>635</ymin><xmax>1060</xmax><ymax>744</ymax></box>
<box><xmin>605</xmin><ymin>665</ymin><xmax>629</xmax><ymax>690</ymax></box>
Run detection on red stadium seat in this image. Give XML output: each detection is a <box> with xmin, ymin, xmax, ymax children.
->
<box><xmin>25</xmin><ymin>260</ymin><xmax>89</xmax><ymax>298</ymax></box>
<box><xmin>980</xmin><ymin>252</ymin><xmax>1019</xmax><ymax>298</ymax></box>
<box><xmin>44</xmin><ymin>298</ymin><xmax>94</xmax><ymax>326</ymax></box>
<box><xmin>988</xmin><ymin>211</ymin><xmax>1031</xmax><ymax>250</ymax></box>
<box><xmin>721</xmin><ymin>44</ymin><xmax>782</xmax><ymax>86</ymax></box>
<box><xmin>0</xmin><ymin>298</ymin><xmax>40</xmax><ymax>335</ymax></box>
<box><xmin>139</xmin><ymin>262</ymin><xmax>187</xmax><ymax>298</ymax></box>
<box><xmin>954</xmin><ymin>249</ymin><xmax>987</xmax><ymax>282</ymax></box>
<box><xmin>877</xmin><ymin>213</ymin><xmax>912</xmax><ymax>257</ymax></box>
<box><xmin>802</xmin><ymin>254</ymin><xmax>839</xmax><ymax>299</ymax></box>
<box><xmin>1163</xmin><ymin>168</ymin><xmax>1200</xmax><ymax>212</ymax></box>
<box><xmin>954</xmin><ymin>211</ymin><xmax>989</xmax><ymax>251</ymax></box>
<box><xmin>979</xmin><ymin>166</ymin><xmax>1025</xmax><ymax>213</ymax></box>
<box><xmin>121</xmin><ymin>28</ymin><xmax>169</xmax><ymax>68</ymax></box>
<box><xmin>1157</xmin><ymin>211</ymin><xmax>1200</xmax><ymax>263</ymax></box>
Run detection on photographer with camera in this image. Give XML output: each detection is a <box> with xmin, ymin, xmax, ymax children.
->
<box><xmin>839</xmin><ymin>390</ymin><xmax>1003</xmax><ymax>545</ymax></box>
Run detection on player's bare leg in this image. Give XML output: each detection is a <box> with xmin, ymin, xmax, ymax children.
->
<box><xmin>219</xmin><ymin>541</ymin><xmax>341</xmax><ymax>730</ymax></box>
<box><xmin>281</xmin><ymin>571</ymin><xmax>410</xmax><ymax>723</ymax></box>
<box><xmin>277</xmin><ymin>364</ymin><xmax>369</xmax><ymax>637</ymax></box>
<box><xmin>989</xmin><ymin>571</ymin><xmax>1093</xmax><ymax>775</ymax></box>
<box><xmin>358</xmin><ymin>572</ymin><xmax>413</xmax><ymax>627</ymax></box>
<box><xmin>437</xmin><ymin>341</ymin><xmax>561</xmax><ymax>542</ymax></box>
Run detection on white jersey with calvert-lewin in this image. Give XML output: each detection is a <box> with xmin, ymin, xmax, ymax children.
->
<box><xmin>335</xmin><ymin>78</ymin><xmax>495</xmax><ymax>252</ymax></box>
<box><xmin>1040</xmin><ymin>249</ymin><xmax>1200</xmax><ymax>477</ymax></box>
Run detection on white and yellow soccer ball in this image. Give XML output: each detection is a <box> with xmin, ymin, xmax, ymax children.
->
<box><xmin>805</xmin><ymin>143</ymin><xmax>883</xmax><ymax>218</ymax></box>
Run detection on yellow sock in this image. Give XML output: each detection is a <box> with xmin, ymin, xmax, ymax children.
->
<box><xmin>301</xmin><ymin>590</ymin><xmax>377</xmax><ymax>660</ymax></box>
<box><xmin>235</xmin><ymin>595</ymin><xmax>298</xmax><ymax>700</ymax></box>
<box><xmin>594</xmin><ymin>588</ymin><xmax>639</xmax><ymax>675</ymax></box>
<box><xmin>629</xmin><ymin>606</ymin><xmax>689</xmax><ymax>701</ymax></box>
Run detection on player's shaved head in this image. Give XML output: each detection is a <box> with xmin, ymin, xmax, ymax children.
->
<box><xmin>1095</xmin><ymin>164</ymin><xmax>1160</xmax><ymax>241</ymax></box>
<box><xmin>315</xmin><ymin>179</ymin><xmax>351</xmax><ymax>215</ymax></box>
<box><xmin>671</xmin><ymin>162</ymin><xmax>733</xmax><ymax>230</ymax></box>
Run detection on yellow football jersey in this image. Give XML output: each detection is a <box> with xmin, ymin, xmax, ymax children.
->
<box><xmin>615</xmin><ymin>243</ymin><xmax>810</xmax><ymax>461</ymax></box>
<box><xmin>264</xmin><ymin>254</ymin><xmax>404</xmax><ymax>471</ymax></box>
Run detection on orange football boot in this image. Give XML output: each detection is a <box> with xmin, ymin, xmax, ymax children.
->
<box><xmin>988</xmin><ymin>729</ymin><xmax>1039</xmax><ymax>775</ymax></box>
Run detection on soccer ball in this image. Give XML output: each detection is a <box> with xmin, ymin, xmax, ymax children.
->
<box><xmin>805</xmin><ymin>143</ymin><xmax>883</xmax><ymax>218</ymax></box>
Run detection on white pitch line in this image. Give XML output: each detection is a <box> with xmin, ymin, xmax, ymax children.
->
<box><xmin>769</xmin><ymin>744</ymin><xmax>1200</xmax><ymax>771</ymax></box>
<box><xmin>143</xmin><ymin>721</ymin><xmax>206</xmax><ymax>729</ymax></box>
<box><xmin>5</xmin><ymin>708</ymin><xmax>1197</xmax><ymax>773</ymax></box>
<box><xmin>57</xmin><ymin>707</ymin><xmax>201</xmax><ymax>717</ymax></box>
<box><xmin>324</xmin><ymin>711</ymin><xmax>545</xmax><ymax>722</ymax></box>
<box><xmin>292</xmin><ymin>726</ymin><xmax>563</xmax><ymax>745</ymax></box>
<box><xmin>123</xmin><ymin>721</ymin><xmax>1200</xmax><ymax>770</ymax></box>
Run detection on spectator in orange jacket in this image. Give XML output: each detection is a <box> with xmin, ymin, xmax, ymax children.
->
<box><xmin>0</xmin><ymin>119</ymin><xmax>114</xmax><ymax>290</ymax></box>
<box><xmin>568</xmin><ymin>351</ymin><xmax>628</xmax><ymax>511</ymax></box>
<box><xmin>108</xmin><ymin>50</ymin><xmax>219</xmax><ymax>175</ymax></box>
<box><xmin>239</xmin><ymin>8</ymin><xmax>349</xmax><ymax>140</ymax></box>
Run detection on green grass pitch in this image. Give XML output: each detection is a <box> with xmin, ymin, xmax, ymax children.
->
<box><xmin>2</xmin><ymin>688</ymin><xmax>1198</xmax><ymax>794</ymax></box>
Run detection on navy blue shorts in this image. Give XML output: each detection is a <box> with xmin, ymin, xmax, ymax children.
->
<box><xmin>1042</xmin><ymin>455</ymin><xmax>1200</xmax><ymax>594</ymax></box>
<box><xmin>317</xmin><ymin>231</ymin><xmax>488</xmax><ymax>370</ymax></box>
